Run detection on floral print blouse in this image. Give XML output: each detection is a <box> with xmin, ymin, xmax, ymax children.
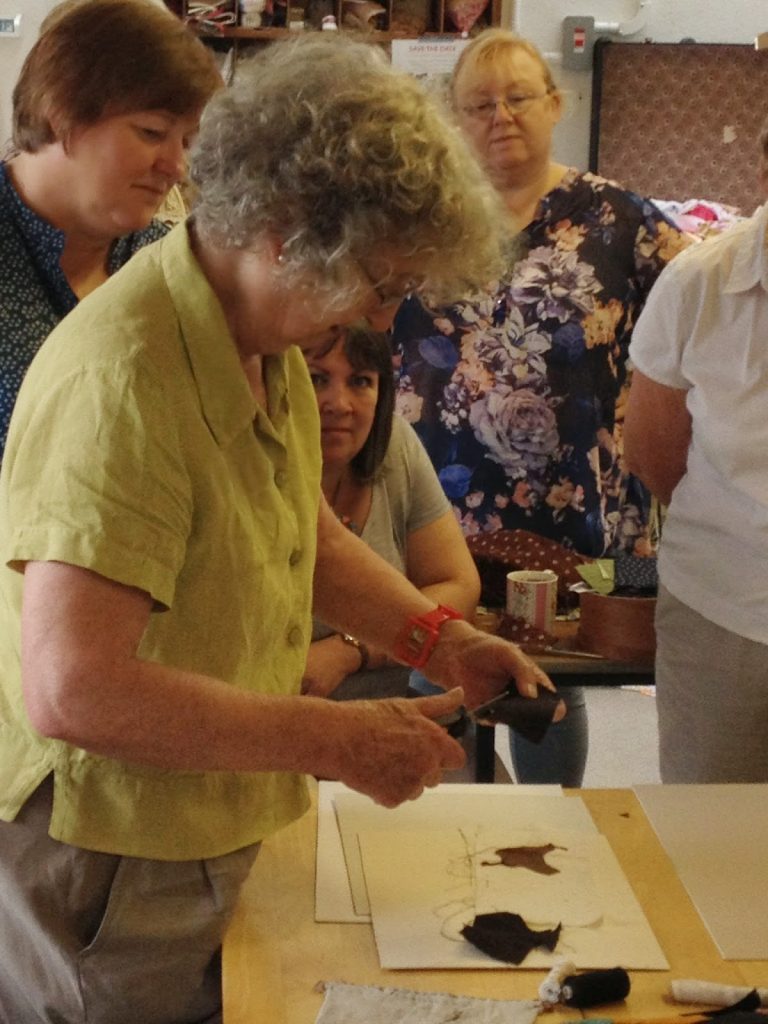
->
<box><xmin>393</xmin><ymin>169</ymin><xmax>689</xmax><ymax>558</ymax></box>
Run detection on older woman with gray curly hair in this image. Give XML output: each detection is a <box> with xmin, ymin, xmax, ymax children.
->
<box><xmin>190</xmin><ymin>34</ymin><xmax>503</xmax><ymax>303</ymax></box>
<box><xmin>0</xmin><ymin>33</ymin><xmax>561</xmax><ymax>1023</ymax></box>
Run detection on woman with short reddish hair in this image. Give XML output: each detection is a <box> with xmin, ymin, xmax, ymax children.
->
<box><xmin>0</xmin><ymin>0</ymin><xmax>221</xmax><ymax>459</ymax></box>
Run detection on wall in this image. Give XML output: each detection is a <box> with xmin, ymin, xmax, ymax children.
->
<box><xmin>0</xmin><ymin>0</ymin><xmax>168</xmax><ymax>149</ymax></box>
<box><xmin>509</xmin><ymin>0</ymin><xmax>768</xmax><ymax>169</ymax></box>
<box><xmin>0</xmin><ymin>0</ymin><xmax>57</xmax><ymax>149</ymax></box>
<box><xmin>1</xmin><ymin>0</ymin><xmax>767</xmax><ymax>157</ymax></box>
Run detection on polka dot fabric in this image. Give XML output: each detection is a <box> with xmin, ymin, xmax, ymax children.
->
<box><xmin>496</xmin><ymin>612</ymin><xmax>554</xmax><ymax>654</ymax></box>
<box><xmin>0</xmin><ymin>161</ymin><xmax>166</xmax><ymax>462</ymax></box>
<box><xmin>466</xmin><ymin>528</ymin><xmax>594</xmax><ymax>610</ymax></box>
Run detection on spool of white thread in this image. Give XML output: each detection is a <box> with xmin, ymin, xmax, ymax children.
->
<box><xmin>669</xmin><ymin>980</ymin><xmax>768</xmax><ymax>1008</ymax></box>
<box><xmin>538</xmin><ymin>959</ymin><xmax>576</xmax><ymax>1004</ymax></box>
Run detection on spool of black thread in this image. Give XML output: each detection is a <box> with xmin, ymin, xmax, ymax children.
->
<box><xmin>561</xmin><ymin>967</ymin><xmax>631</xmax><ymax>1008</ymax></box>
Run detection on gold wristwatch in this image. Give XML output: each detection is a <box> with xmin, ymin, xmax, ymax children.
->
<box><xmin>339</xmin><ymin>633</ymin><xmax>369</xmax><ymax>672</ymax></box>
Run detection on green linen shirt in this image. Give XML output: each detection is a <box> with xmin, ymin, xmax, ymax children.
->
<box><xmin>0</xmin><ymin>223</ymin><xmax>319</xmax><ymax>860</ymax></box>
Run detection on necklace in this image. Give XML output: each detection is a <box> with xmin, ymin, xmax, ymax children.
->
<box><xmin>330</xmin><ymin>473</ymin><xmax>361</xmax><ymax>536</ymax></box>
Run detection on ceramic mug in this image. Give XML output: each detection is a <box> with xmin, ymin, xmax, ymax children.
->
<box><xmin>506</xmin><ymin>569</ymin><xmax>557</xmax><ymax>632</ymax></box>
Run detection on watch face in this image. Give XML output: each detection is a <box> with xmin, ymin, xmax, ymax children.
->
<box><xmin>394</xmin><ymin>606</ymin><xmax>462</xmax><ymax>668</ymax></box>
<box><xmin>396</xmin><ymin>619</ymin><xmax>439</xmax><ymax>668</ymax></box>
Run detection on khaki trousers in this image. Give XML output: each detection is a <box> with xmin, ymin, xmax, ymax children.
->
<box><xmin>0</xmin><ymin>776</ymin><xmax>259</xmax><ymax>1024</ymax></box>
<box><xmin>656</xmin><ymin>585</ymin><xmax>768</xmax><ymax>783</ymax></box>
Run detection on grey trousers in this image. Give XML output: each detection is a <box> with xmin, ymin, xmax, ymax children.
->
<box><xmin>656</xmin><ymin>585</ymin><xmax>768</xmax><ymax>783</ymax></box>
<box><xmin>0</xmin><ymin>776</ymin><xmax>260</xmax><ymax>1024</ymax></box>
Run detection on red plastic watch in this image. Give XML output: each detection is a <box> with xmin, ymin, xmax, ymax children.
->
<box><xmin>392</xmin><ymin>604</ymin><xmax>463</xmax><ymax>668</ymax></box>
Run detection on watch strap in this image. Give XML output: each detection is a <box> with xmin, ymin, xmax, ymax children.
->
<box><xmin>392</xmin><ymin>604</ymin><xmax>463</xmax><ymax>669</ymax></box>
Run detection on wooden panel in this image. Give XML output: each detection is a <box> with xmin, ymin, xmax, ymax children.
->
<box><xmin>591</xmin><ymin>41</ymin><xmax>768</xmax><ymax>215</ymax></box>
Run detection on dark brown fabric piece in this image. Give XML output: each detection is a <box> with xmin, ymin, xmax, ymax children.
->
<box><xmin>482</xmin><ymin>843</ymin><xmax>565</xmax><ymax>875</ymax></box>
<box><xmin>473</xmin><ymin>688</ymin><xmax>561</xmax><ymax>743</ymax></box>
<box><xmin>461</xmin><ymin>912</ymin><xmax>561</xmax><ymax>964</ymax></box>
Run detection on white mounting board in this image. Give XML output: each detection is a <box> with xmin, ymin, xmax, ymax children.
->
<box><xmin>315</xmin><ymin>782</ymin><xmax>563</xmax><ymax>923</ymax></box>
<box><xmin>359</xmin><ymin>825</ymin><xmax>669</xmax><ymax>970</ymax></box>
<box><xmin>335</xmin><ymin>789</ymin><xmax>597</xmax><ymax>918</ymax></box>
<box><xmin>635</xmin><ymin>783</ymin><xmax>768</xmax><ymax>959</ymax></box>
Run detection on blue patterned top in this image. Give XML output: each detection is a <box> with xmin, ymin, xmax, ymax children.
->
<box><xmin>393</xmin><ymin>169</ymin><xmax>690</xmax><ymax>558</ymax></box>
<box><xmin>0</xmin><ymin>161</ymin><xmax>167</xmax><ymax>460</ymax></box>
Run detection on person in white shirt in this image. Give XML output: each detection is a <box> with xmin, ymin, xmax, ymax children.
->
<box><xmin>625</xmin><ymin>126</ymin><xmax>768</xmax><ymax>782</ymax></box>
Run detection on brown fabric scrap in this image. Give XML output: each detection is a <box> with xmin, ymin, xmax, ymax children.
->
<box><xmin>461</xmin><ymin>912</ymin><xmax>561</xmax><ymax>964</ymax></box>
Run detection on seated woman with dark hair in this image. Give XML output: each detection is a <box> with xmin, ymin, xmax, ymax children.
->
<box><xmin>303</xmin><ymin>326</ymin><xmax>482</xmax><ymax>700</ymax></box>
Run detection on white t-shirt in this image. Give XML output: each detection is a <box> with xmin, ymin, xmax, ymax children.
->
<box><xmin>629</xmin><ymin>202</ymin><xmax>768</xmax><ymax>643</ymax></box>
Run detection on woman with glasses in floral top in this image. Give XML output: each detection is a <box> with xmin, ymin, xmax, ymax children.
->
<box><xmin>393</xmin><ymin>28</ymin><xmax>689</xmax><ymax>786</ymax></box>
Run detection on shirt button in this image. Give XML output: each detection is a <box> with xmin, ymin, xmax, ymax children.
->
<box><xmin>274</xmin><ymin>470</ymin><xmax>287</xmax><ymax>489</ymax></box>
<box><xmin>289</xmin><ymin>549</ymin><xmax>301</xmax><ymax>566</ymax></box>
<box><xmin>287</xmin><ymin>626</ymin><xmax>303</xmax><ymax>647</ymax></box>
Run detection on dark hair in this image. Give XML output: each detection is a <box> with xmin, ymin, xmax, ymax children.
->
<box><xmin>341</xmin><ymin>326</ymin><xmax>395</xmax><ymax>483</ymax></box>
<box><xmin>13</xmin><ymin>0</ymin><xmax>221</xmax><ymax>153</ymax></box>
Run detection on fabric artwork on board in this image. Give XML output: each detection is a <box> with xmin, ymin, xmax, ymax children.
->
<box><xmin>455</xmin><ymin>828</ymin><xmax>601</xmax><ymax>955</ymax></box>
<box><xmin>482</xmin><ymin>843</ymin><xmax>565</xmax><ymax>876</ymax></box>
<box><xmin>461</xmin><ymin>911</ymin><xmax>561</xmax><ymax>964</ymax></box>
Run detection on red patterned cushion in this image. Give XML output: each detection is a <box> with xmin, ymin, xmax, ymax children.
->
<box><xmin>466</xmin><ymin>529</ymin><xmax>593</xmax><ymax>610</ymax></box>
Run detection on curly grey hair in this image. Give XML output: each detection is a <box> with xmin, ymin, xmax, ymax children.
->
<box><xmin>189</xmin><ymin>34</ymin><xmax>507</xmax><ymax>301</ymax></box>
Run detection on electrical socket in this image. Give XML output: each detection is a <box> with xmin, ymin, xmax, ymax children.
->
<box><xmin>561</xmin><ymin>15</ymin><xmax>595</xmax><ymax>71</ymax></box>
<box><xmin>0</xmin><ymin>14</ymin><xmax>22</xmax><ymax>37</ymax></box>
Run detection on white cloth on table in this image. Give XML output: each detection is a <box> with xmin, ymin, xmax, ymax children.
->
<box><xmin>315</xmin><ymin>981</ymin><xmax>540</xmax><ymax>1024</ymax></box>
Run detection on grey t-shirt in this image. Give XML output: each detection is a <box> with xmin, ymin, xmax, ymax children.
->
<box><xmin>313</xmin><ymin>415</ymin><xmax>450</xmax><ymax>699</ymax></box>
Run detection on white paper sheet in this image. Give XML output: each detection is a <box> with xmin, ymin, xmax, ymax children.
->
<box><xmin>635</xmin><ymin>783</ymin><xmax>768</xmax><ymax>959</ymax></box>
<box><xmin>359</xmin><ymin>825</ymin><xmax>669</xmax><ymax>970</ymax></box>
<box><xmin>334</xmin><ymin>789</ymin><xmax>595</xmax><ymax>917</ymax></box>
<box><xmin>315</xmin><ymin>781</ymin><xmax>563</xmax><ymax>923</ymax></box>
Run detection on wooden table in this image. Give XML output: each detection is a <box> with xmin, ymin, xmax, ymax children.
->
<box><xmin>223</xmin><ymin>784</ymin><xmax>765</xmax><ymax>1023</ymax></box>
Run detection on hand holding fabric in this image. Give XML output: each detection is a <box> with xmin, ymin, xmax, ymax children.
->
<box><xmin>326</xmin><ymin>688</ymin><xmax>466</xmax><ymax>807</ymax></box>
<box><xmin>422</xmin><ymin>620</ymin><xmax>565</xmax><ymax>718</ymax></box>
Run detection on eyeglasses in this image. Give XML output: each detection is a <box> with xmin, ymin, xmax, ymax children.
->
<box><xmin>459</xmin><ymin>91</ymin><xmax>551</xmax><ymax>122</ymax></box>
<box><xmin>358</xmin><ymin>263</ymin><xmax>425</xmax><ymax>309</ymax></box>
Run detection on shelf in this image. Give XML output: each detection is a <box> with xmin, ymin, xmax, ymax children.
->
<box><xmin>168</xmin><ymin>0</ymin><xmax>500</xmax><ymax>44</ymax></box>
<box><xmin>192</xmin><ymin>24</ymin><xmax>474</xmax><ymax>40</ymax></box>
